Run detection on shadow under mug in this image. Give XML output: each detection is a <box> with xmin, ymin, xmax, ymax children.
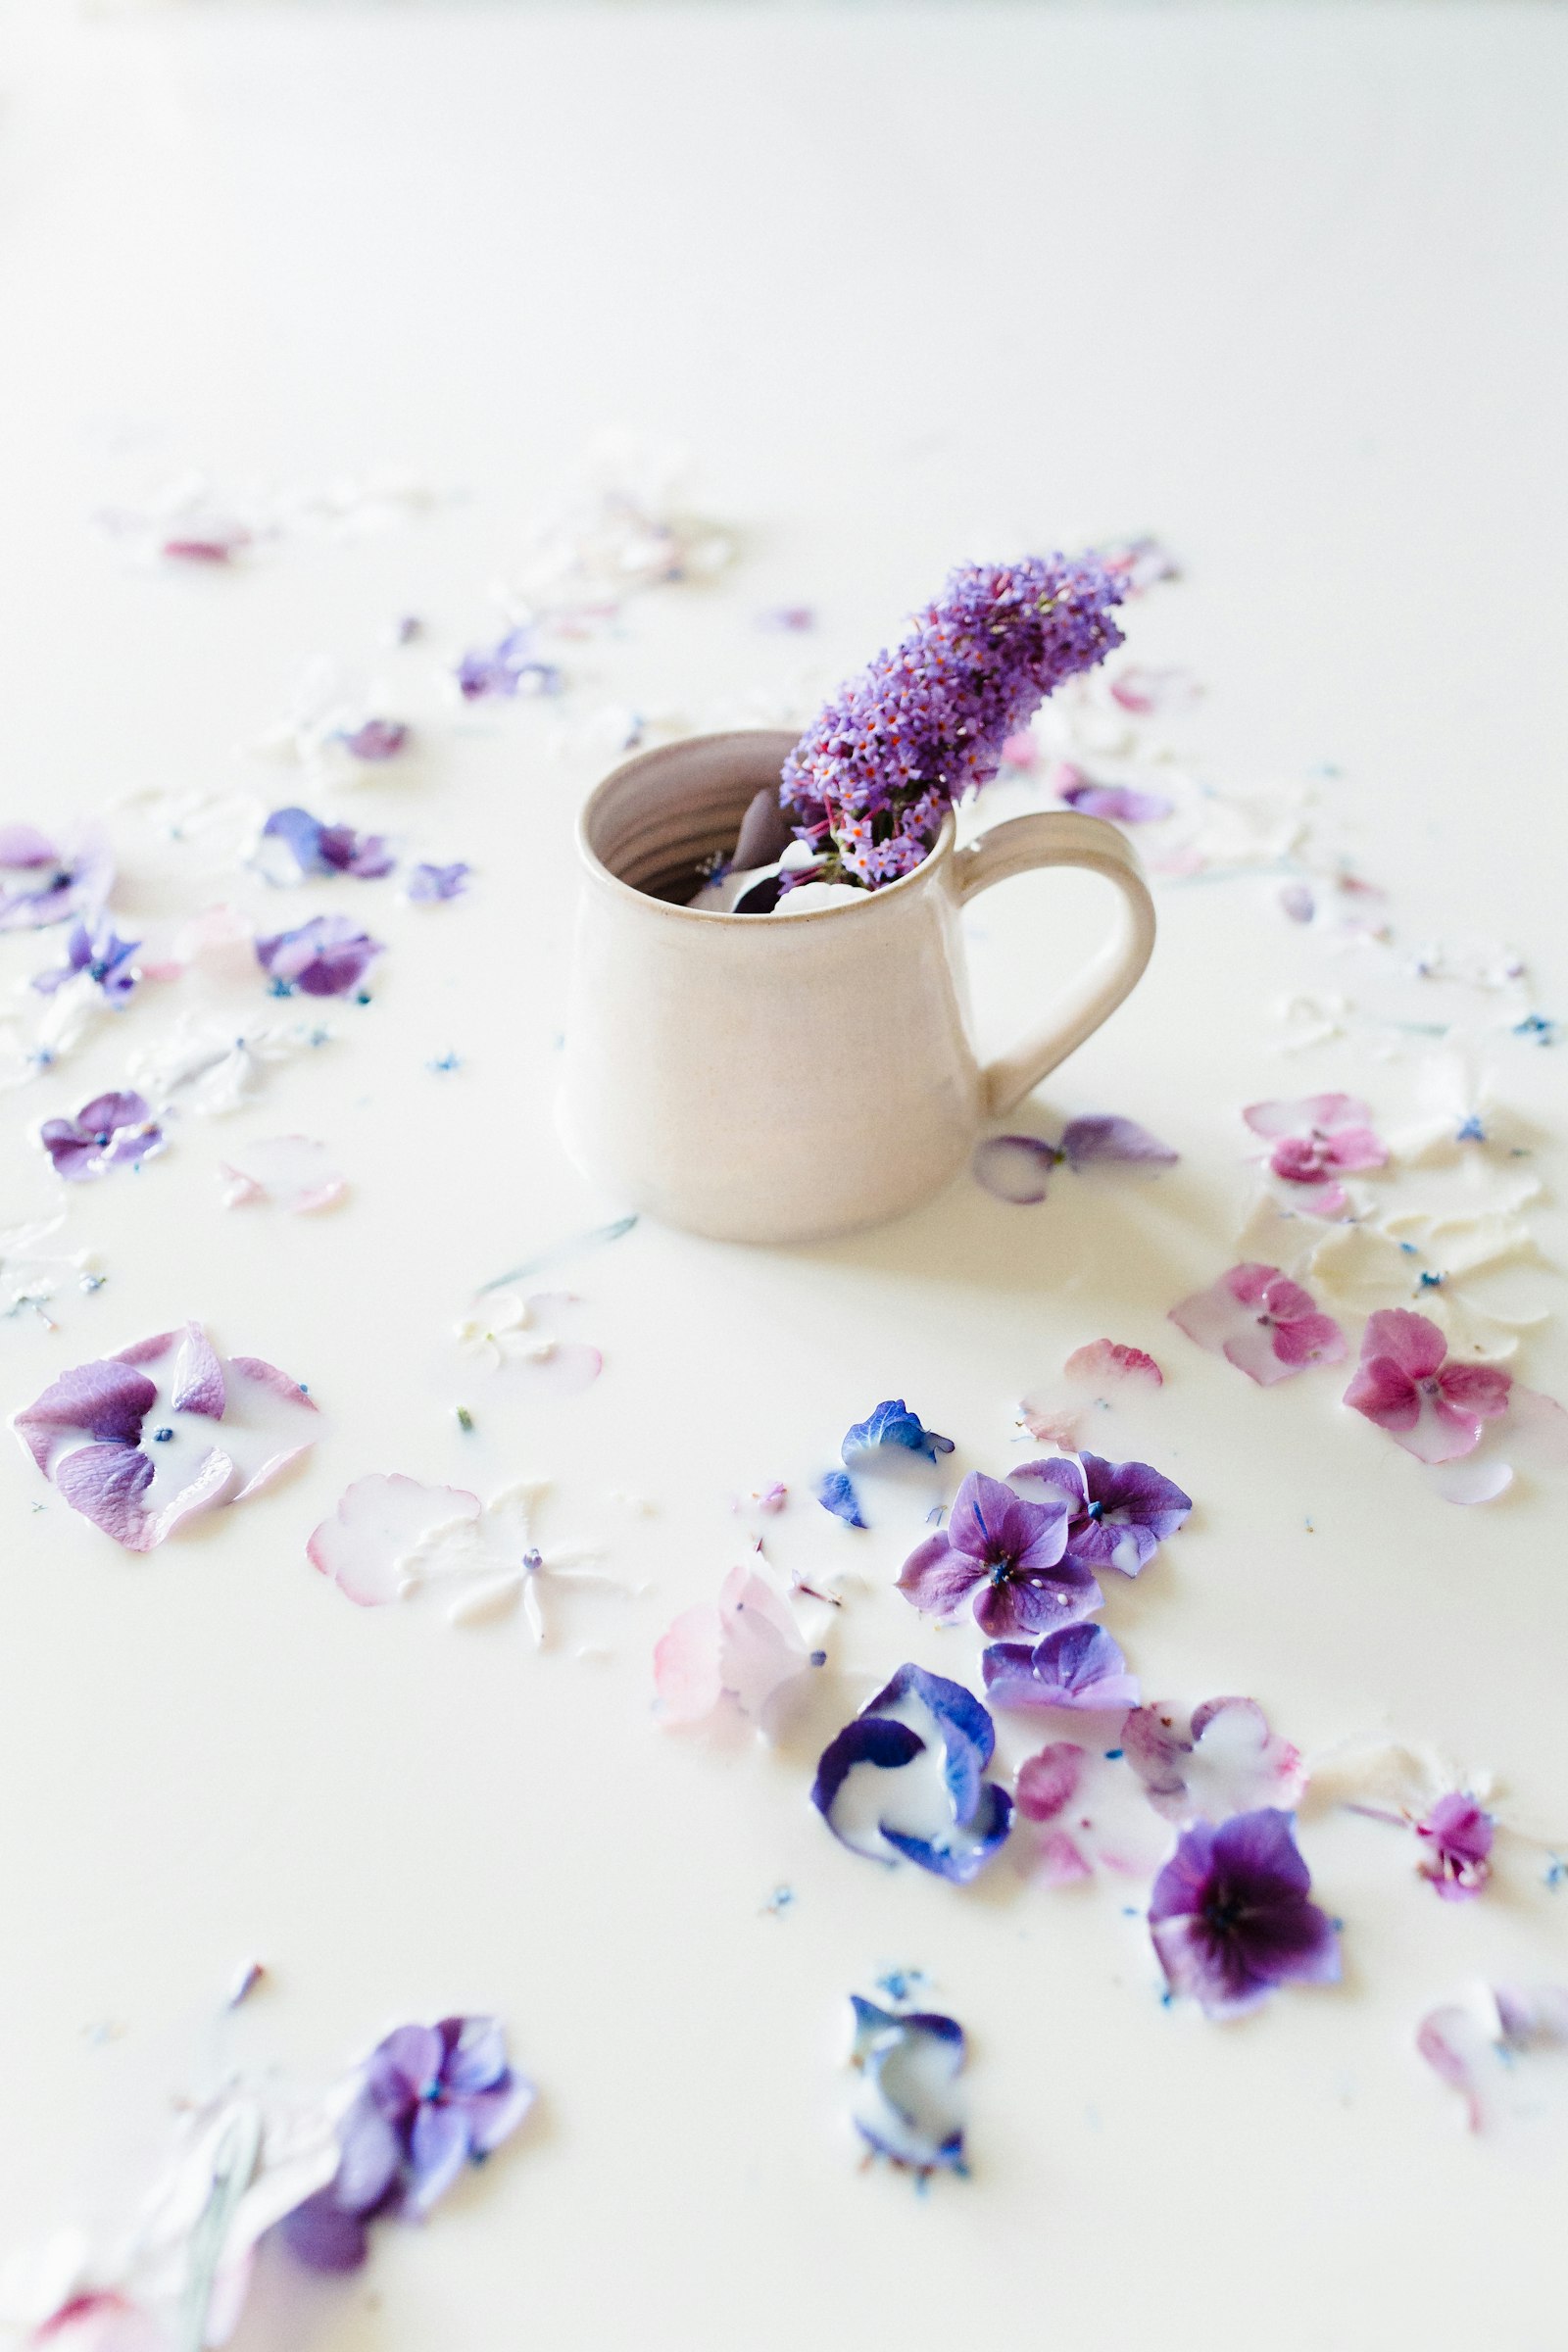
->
<box><xmin>559</xmin><ymin>729</ymin><xmax>1156</xmax><ymax>1244</ymax></box>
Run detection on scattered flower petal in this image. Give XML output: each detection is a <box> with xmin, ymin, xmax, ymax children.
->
<box><xmin>308</xmin><ymin>1474</ymin><xmax>480</xmax><ymax>1608</ymax></box>
<box><xmin>1124</xmin><ymin>1697</ymin><xmax>1305</xmax><ymax>1826</ymax></box>
<box><xmin>1168</xmin><ymin>1262</ymin><xmax>1347</xmax><ymax>1385</ymax></box>
<box><xmin>815</xmin><ymin>1469</ymin><xmax>866</xmax><ymax>1528</ymax></box>
<box><xmin>982</xmin><ymin>1623</ymin><xmax>1140</xmax><ymax>1715</ymax></box>
<box><xmin>255</xmin><ymin>915</ymin><xmax>383</xmax><ymax>999</ymax></box>
<box><xmin>847</xmin><ymin>1997</ymin><xmax>966</xmax><ymax>2177</ymax></box>
<box><xmin>40</xmin><ymin>1093</ymin><xmax>163</xmax><ymax>1184</ymax></box>
<box><xmin>1418</xmin><ymin>1984</ymin><xmax>1568</xmax><ymax>2134</ymax></box>
<box><xmin>1148</xmin><ymin>1810</ymin><xmax>1340</xmax><ymax>2019</ymax></box>
<box><xmin>972</xmin><ymin>1133</ymin><xmax>1056</xmax><ymax>1202</ymax></box>
<box><xmin>841</xmin><ymin>1397</ymin><xmax>954</xmax><ymax>1465</ymax></box>
<box><xmin>812</xmin><ymin>1664</ymin><xmax>1012</xmax><ymax>1882</ymax></box>
<box><xmin>1243</xmin><ymin>1093</ymin><xmax>1388</xmax><ymax>1218</ymax></box>
<box><xmin>0</xmin><ymin>828</ymin><xmax>113</xmax><ymax>932</ymax></box>
<box><xmin>339</xmin><ymin>719</ymin><xmax>409</xmax><ymax>762</ymax></box>
<box><xmin>31</xmin><ymin>920</ymin><xmax>141</xmax><ymax>1007</ymax></box>
<box><xmin>1344</xmin><ymin>1308</ymin><xmax>1511</xmax><ymax>1462</ymax></box>
<box><xmin>407</xmin><ymin>860</ymin><xmax>470</xmax><ymax>904</ymax></box>
<box><xmin>1059</xmin><ymin>1115</ymin><xmax>1178</xmax><ymax>1168</ymax></box>
<box><xmin>1008</xmin><ymin>1450</ymin><xmax>1191</xmax><ymax>1576</ymax></box>
<box><xmin>256</xmin><ymin>808</ymin><xmax>395</xmax><ymax>885</ymax></box>
<box><xmin>897</xmin><ymin>1469</ymin><xmax>1097</xmax><ymax>1637</ymax></box>
<box><xmin>1108</xmin><ymin>664</ymin><xmax>1200</xmax><ymax>717</ymax></box>
<box><xmin>219</xmin><ymin>1135</ymin><xmax>347</xmax><ymax>1213</ymax></box>
<box><xmin>654</xmin><ymin>1564</ymin><xmax>817</xmax><ymax>1737</ymax></box>
<box><xmin>1055</xmin><ymin>771</ymin><xmax>1174</xmax><ymax>824</ymax></box>
<box><xmin>15</xmin><ymin>1325</ymin><xmax>318</xmax><ymax>1550</ymax></box>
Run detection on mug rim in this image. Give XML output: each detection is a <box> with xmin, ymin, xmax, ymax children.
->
<box><xmin>576</xmin><ymin>728</ymin><xmax>956</xmax><ymax>924</ymax></box>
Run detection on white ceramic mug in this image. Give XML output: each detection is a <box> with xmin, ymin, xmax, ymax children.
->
<box><xmin>560</xmin><ymin>729</ymin><xmax>1155</xmax><ymax>1244</ymax></box>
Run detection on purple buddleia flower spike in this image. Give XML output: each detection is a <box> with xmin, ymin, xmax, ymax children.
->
<box><xmin>780</xmin><ymin>554</ymin><xmax>1125</xmax><ymax>888</ymax></box>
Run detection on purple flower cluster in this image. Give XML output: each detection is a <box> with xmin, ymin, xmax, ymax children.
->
<box><xmin>282</xmin><ymin>2016</ymin><xmax>534</xmax><ymax>2272</ymax></box>
<box><xmin>779</xmin><ymin>554</ymin><xmax>1125</xmax><ymax>888</ymax></box>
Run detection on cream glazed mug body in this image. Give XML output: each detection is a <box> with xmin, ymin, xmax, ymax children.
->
<box><xmin>559</xmin><ymin>729</ymin><xmax>1156</xmax><ymax>1245</ymax></box>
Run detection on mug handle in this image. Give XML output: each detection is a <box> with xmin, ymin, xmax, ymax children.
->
<box><xmin>954</xmin><ymin>810</ymin><xmax>1156</xmax><ymax>1117</ymax></box>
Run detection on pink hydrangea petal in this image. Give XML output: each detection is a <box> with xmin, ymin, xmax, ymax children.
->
<box><xmin>1360</xmin><ymin>1308</ymin><xmax>1448</xmax><ymax>1382</ymax></box>
<box><xmin>653</xmin><ymin>1603</ymin><xmax>725</xmax><ymax>1724</ymax></box>
<box><xmin>1063</xmin><ymin>1338</ymin><xmax>1162</xmax><ymax>1391</ymax></box>
<box><xmin>1268</xmin><ymin>1309</ymin><xmax>1348</xmax><ymax>1369</ymax></box>
<box><xmin>1343</xmin><ymin>1354</ymin><xmax>1420</xmax><ymax>1431</ymax></box>
<box><xmin>1321</xmin><ymin>1126</ymin><xmax>1388</xmax><ymax>1174</ymax></box>
<box><xmin>715</xmin><ymin>1565</ymin><xmax>810</xmax><ymax>1722</ymax></box>
<box><xmin>1439</xmin><ymin>1362</ymin><xmax>1512</xmax><ymax>1420</ymax></box>
<box><xmin>309</xmin><ymin>1473</ymin><xmax>480</xmax><ymax>1607</ymax></box>
<box><xmin>1221</xmin><ymin>1320</ymin><xmax>1300</xmax><ymax>1386</ymax></box>
<box><xmin>1036</xmin><ymin>1829</ymin><xmax>1093</xmax><ymax>1886</ymax></box>
<box><xmin>1244</xmin><ymin>1093</ymin><xmax>1372</xmax><ymax>1141</ymax></box>
<box><xmin>1396</xmin><ymin>1393</ymin><xmax>1485</xmax><ymax>1465</ymax></box>
<box><xmin>1015</xmin><ymin>1741</ymin><xmax>1087</xmax><ymax>1822</ymax></box>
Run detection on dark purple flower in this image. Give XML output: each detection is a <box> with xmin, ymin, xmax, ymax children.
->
<box><xmin>40</xmin><ymin>1090</ymin><xmax>163</xmax><ymax>1183</ymax></box>
<box><xmin>1054</xmin><ymin>767</ymin><xmax>1174</xmax><ymax>825</ymax></box>
<box><xmin>780</xmin><ymin>554</ymin><xmax>1125</xmax><ymax>889</ymax></box>
<box><xmin>897</xmin><ymin>1469</ymin><xmax>1098</xmax><ymax>1638</ymax></box>
<box><xmin>812</xmin><ymin>1663</ymin><xmax>1012</xmax><ymax>1882</ymax></box>
<box><xmin>982</xmin><ymin>1623</ymin><xmax>1140</xmax><ymax>1715</ymax></box>
<box><xmin>1168</xmin><ymin>1262</ymin><xmax>1347</xmax><ymax>1386</ymax></box>
<box><xmin>31</xmin><ymin>919</ymin><xmax>140</xmax><ymax>1005</ymax></box>
<box><xmin>841</xmin><ymin>1397</ymin><xmax>954</xmax><ymax>1465</ymax></box>
<box><xmin>456</xmin><ymin>627</ymin><xmax>563</xmax><ymax>701</ymax></box>
<box><xmin>408</xmin><ymin>859</ymin><xmax>470</xmax><ymax>904</ymax></box>
<box><xmin>1415</xmin><ymin>1793</ymin><xmax>1494</xmax><ymax>1900</ymax></box>
<box><xmin>255</xmin><ymin>914</ymin><xmax>383</xmax><ymax>998</ymax></box>
<box><xmin>282</xmin><ymin>2016</ymin><xmax>534</xmax><ymax>2274</ymax></box>
<box><xmin>1008</xmin><ymin>1451</ymin><xmax>1192</xmax><ymax>1577</ymax></box>
<box><xmin>13</xmin><ymin>1323</ymin><xmax>318</xmax><ymax>1550</ymax></box>
<box><xmin>258</xmin><ymin>808</ymin><xmax>395</xmax><ymax>885</ymax></box>
<box><xmin>0</xmin><ymin>825</ymin><xmax>114</xmax><ymax>932</ymax></box>
<box><xmin>1343</xmin><ymin>1308</ymin><xmax>1511</xmax><ymax>1464</ymax></box>
<box><xmin>848</xmin><ymin>1996</ymin><xmax>966</xmax><ymax>2177</ymax></box>
<box><xmin>339</xmin><ymin>718</ymin><xmax>410</xmax><ymax>762</ymax></box>
<box><xmin>1148</xmin><ymin>1809</ymin><xmax>1341</xmax><ymax>2020</ymax></box>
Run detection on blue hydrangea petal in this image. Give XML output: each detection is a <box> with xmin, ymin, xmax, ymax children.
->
<box><xmin>866</xmin><ymin>1661</ymin><xmax>996</xmax><ymax>1821</ymax></box>
<box><xmin>811</xmin><ymin>1716</ymin><xmax>927</xmax><ymax>1849</ymax></box>
<box><xmin>849</xmin><ymin>1997</ymin><xmax>967</xmax><ymax>2173</ymax></box>
<box><xmin>882</xmin><ymin>1783</ymin><xmax>1013</xmax><ymax>1883</ymax></box>
<box><xmin>815</xmin><ymin>1468</ymin><xmax>867</xmax><ymax>1528</ymax></box>
<box><xmin>841</xmin><ymin>1397</ymin><xmax>956</xmax><ymax>1465</ymax></box>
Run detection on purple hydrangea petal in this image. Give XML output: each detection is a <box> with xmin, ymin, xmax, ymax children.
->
<box><xmin>841</xmin><ymin>1397</ymin><xmax>955</xmax><ymax>1464</ymax></box>
<box><xmin>408</xmin><ymin>860</ymin><xmax>470</xmax><ymax>904</ymax></box>
<box><xmin>51</xmin><ymin>1443</ymin><xmax>157</xmax><ymax>1544</ymax></box>
<box><xmin>1148</xmin><ymin>1809</ymin><xmax>1341</xmax><ymax>2019</ymax></box>
<box><xmin>437</xmin><ymin>2014</ymin><xmax>510</xmax><ymax>2096</ymax></box>
<box><xmin>368</xmin><ymin>2023</ymin><xmax>446</xmax><ymax>2112</ymax></box>
<box><xmin>403</xmin><ymin>2101</ymin><xmax>472</xmax><ymax>2218</ymax></box>
<box><xmin>168</xmin><ymin>1322</ymin><xmax>226</xmax><ymax>1418</ymax></box>
<box><xmin>255</xmin><ymin>914</ymin><xmax>384</xmax><ymax>998</ymax></box>
<box><xmin>1060</xmin><ymin>1115</ymin><xmax>1178</xmax><ymax>1168</ymax></box>
<box><xmin>971</xmin><ymin>1559</ymin><xmax>1102</xmax><ymax>1640</ymax></box>
<box><xmin>1064</xmin><ymin>1450</ymin><xmax>1193</xmax><ymax>1575</ymax></box>
<box><xmin>318</xmin><ymin>823</ymin><xmax>397</xmax><ymax>880</ymax></box>
<box><xmin>14</xmin><ymin>1359</ymin><xmax>157</xmax><ymax>1463</ymax></box>
<box><xmin>973</xmin><ymin>1133</ymin><xmax>1058</xmax><ymax>1203</ymax></box>
<box><xmin>1008</xmin><ymin>1455</ymin><xmax>1089</xmax><ymax>1513</ymax></box>
<box><xmin>258</xmin><ymin>807</ymin><xmax>327</xmax><ymax>882</ymax></box>
<box><xmin>463</xmin><ymin>2073</ymin><xmax>536</xmax><ymax>2157</ymax></box>
<box><xmin>40</xmin><ymin>1125</ymin><xmax>104</xmax><ymax>1181</ymax></box>
<box><xmin>341</xmin><ymin>718</ymin><xmax>409</xmax><ymax>761</ymax></box>
<box><xmin>1056</xmin><ymin>778</ymin><xmax>1174</xmax><ymax>824</ymax></box>
<box><xmin>279</xmin><ymin>2189</ymin><xmax>372</xmax><ymax>2274</ymax></box>
<box><xmin>331</xmin><ymin>2098</ymin><xmax>405</xmax><ymax>2215</ymax></box>
<box><xmin>947</xmin><ymin>1470</ymin><xmax>1068</xmax><ymax>1574</ymax></box>
<box><xmin>896</xmin><ymin>1532</ymin><xmax>985</xmax><ymax>1620</ymax></box>
<box><xmin>982</xmin><ymin>1623</ymin><xmax>1140</xmax><ymax>1715</ymax></box>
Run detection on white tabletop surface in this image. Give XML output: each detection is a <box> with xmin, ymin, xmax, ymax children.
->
<box><xmin>1</xmin><ymin>5</ymin><xmax>1566</xmax><ymax>2348</ymax></box>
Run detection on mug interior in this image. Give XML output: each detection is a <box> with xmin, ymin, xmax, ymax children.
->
<box><xmin>581</xmin><ymin>730</ymin><xmax>799</xmax><ymax>905</ymax></box>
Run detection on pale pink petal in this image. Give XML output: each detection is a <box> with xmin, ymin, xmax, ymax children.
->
<box><xmin>1015</xmin><ymin>1741</ymin><xmax>1087</xmax><ymax>1821</ymax></box>
<box><xmin>1108</xmin><ymin>664</ymin><xmax>1200</xmax><ymax>716</ymax></box>
<box><xmin>525</xmin><ymin>1341</ymin><xmax>603</xmax><ymax>1396</ymax></box>
<box><xmin>1063</xmin><ymin>1339</ymin><xmax>1162</xmax><ymax>1392</ymax></box>
<box><xmin>219</xmin><ymin>1136</ymin><xmax>348</xmax><ymax>1214</ymax></box>
<box><xmin>715</xmin><ymin>1565</ymin><xmax>811</xmax><ymax>1725</ymax></box>
<box><xmin>1036</xmin><ymin>1830</ymin><xmax>1093</xmax><ymax>1886</ymax></box>
<box><xmin>653</xmin><ymin>1603</ymin><xmax>725</xmax><ymax>1726</ymax></box>
<box><xmin>169</xmin><ymin>1322</ymin><xmax>226</xmax><ymax>1418</ymax></box>
<box><xmin>1268</xmin><ymin>1310</ymin><xmax>1348</xmax><ymax>1370</ymax></box>
<box><xmin>1320</xmin><ymin>1125</ymin><xmax>1388</xmax><ymax>1174</ymax></box>
<box><xmin>1244</xmin><ymin>1093</ymin><xmax>1372</xmax><ymax>1141</ymax></box>
<box><xmin>1430</xmin><ymin>1456</ymin><xmax>1514</xmax><ymax>1505</ymax></box>
<box><xmin>309</xmin><ymin>1473</ymin><xmax>480</xmax><ymax>1607</ymax></box>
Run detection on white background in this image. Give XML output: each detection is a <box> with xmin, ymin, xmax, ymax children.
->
<box><xmin>0</xmin><ymin>6</ymin><xmax>1565</xmax><ymax>2348</ymax></box>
